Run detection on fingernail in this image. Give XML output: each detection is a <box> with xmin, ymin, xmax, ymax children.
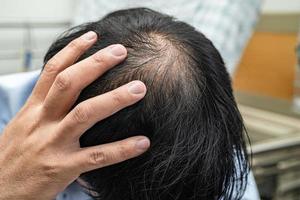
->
<box><xmin>135</xmin><ymin>138</ymin><xmax>150</xmax><ymax>151</ymax></box>
<box><xmin>82</xmin><ymin>31</ymin><xmax>97</xmax><ymax>41</ymax></box>
<box><xmin>128</xmin><ymin>81</ymin><xmax>146</xmax><ymax>94</ymax></box>
<box><xmin>109</xmin><ymin>44</ymin><xmax>126</xmax><ymax>57</ymax></box>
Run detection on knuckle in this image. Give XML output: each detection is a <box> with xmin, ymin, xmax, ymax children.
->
<box><xmin>42</xmin><ymin>162</ymin><xmax>61</xmax><ymax>178</ymax></box>
<box><xmin>44</xmin><ymin>58</ymin><xmax>61</xmax><ymax>74</ymax></box>
<box><xmin>111</xmin><ymin>90</ymin><xmax>125</xmax><ymax>107</ymax></box>
<box><xmin>54</xmin><ymin>72</ymin><xmax>71</xmax><ymax>91</ymax></box>
<box><xmin>68</xmin><ymin>39</ymin><xmax>85</xmax><ymax>52</ymax></box>
<box><xmin>88</xmin><ymin>150</ymin><xmax>107</xmax><ymax>166</ymax></box>
<box><xmin>93</xmin><ymin>51</ymin><xmax>105</xmax><ymax>64</ymax></box>
<box><xmin>72</xmin><ymin>104</ymin><xmax>90</xmax><ymax>123</ymax></box>
<box><xmin>117</xmin><ymin>144</ymin><xmax>131</xmax><ymax>160</ymax></box>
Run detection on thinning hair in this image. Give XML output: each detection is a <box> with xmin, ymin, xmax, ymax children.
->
<box><xmin>44</xmin><ymin>8</ymin><xmax>249</xmax><ymax>200</ymax></box>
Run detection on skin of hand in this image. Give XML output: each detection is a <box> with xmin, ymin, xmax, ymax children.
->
<box><xmin>0</xmin><ymin>31</ymin><xmax>150</xmax><ymax>200</ymax></box>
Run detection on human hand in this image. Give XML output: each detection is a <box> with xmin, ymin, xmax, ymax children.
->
<box><xmin>0</xmin><ymin>31</ymin><xmax>150</xmax><ymax>200</ymax></box>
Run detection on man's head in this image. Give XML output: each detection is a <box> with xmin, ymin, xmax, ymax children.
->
<box><xmin>44</xmin><ymin>8</ymin><xmax>248</xmax><ymax>200</ymax></box>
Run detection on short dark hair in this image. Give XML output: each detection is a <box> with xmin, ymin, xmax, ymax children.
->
<box><xmin>44</xmin><ymin>8</ymin><xmax>249</xmax><ymax>200</ymax></box>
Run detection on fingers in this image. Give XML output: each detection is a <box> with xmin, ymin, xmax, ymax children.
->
<box><xmin>59</xmin><ymin>81</ymin><xmax>146</xmax><ymax>140</ymax></box>
<box><xmin>42</xmin><ymin>44</ymin><xmax>127</xmax><ymax>118</ymax></box>
<box><xmin>72</xmin><ymin>136</ymin><xmax>150</xmax><ymax>173</ymax></box>
<box><xmin>30</xmin><ymin>31</ymin><xmax>97</xmax><ymax>103</ymax></box>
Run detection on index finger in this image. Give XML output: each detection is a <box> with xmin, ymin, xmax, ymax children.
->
<box><xmin>30</xmin><ymin>31</ymin><xmax>98</xmax><ymax>103</ymax></box>
<box><xmin>72</xmin><ymin>136</ymin><xmax>150</xmax><ymax>173</ymax></box>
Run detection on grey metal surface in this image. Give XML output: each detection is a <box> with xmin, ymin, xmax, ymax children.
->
<box><xmin>236</xmin><ymin>92</ymin><xmax>300</xmax><ymax>200</ymax></box>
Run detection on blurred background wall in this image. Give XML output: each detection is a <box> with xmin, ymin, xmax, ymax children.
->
<box><xmin>0</xmin><ymin>0</ymin><xmax>73</xmax><ymax>74</ymax></box>
<box><xmin>233</xmin><ymin>0</ymin><xmax>300</xmax><ymax>100</ymax></box>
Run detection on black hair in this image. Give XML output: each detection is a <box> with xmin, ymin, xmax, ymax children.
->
<box><xmin>44</xmin><ymin>8</ymin><xmax>249</xmax><ymax>200</ymax></box>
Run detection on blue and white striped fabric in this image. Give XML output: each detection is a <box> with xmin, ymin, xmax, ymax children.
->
<box><xmin>73</xmin><ymin>0</ymin><xmax>262</xmax><ymax>74</ymax></box>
